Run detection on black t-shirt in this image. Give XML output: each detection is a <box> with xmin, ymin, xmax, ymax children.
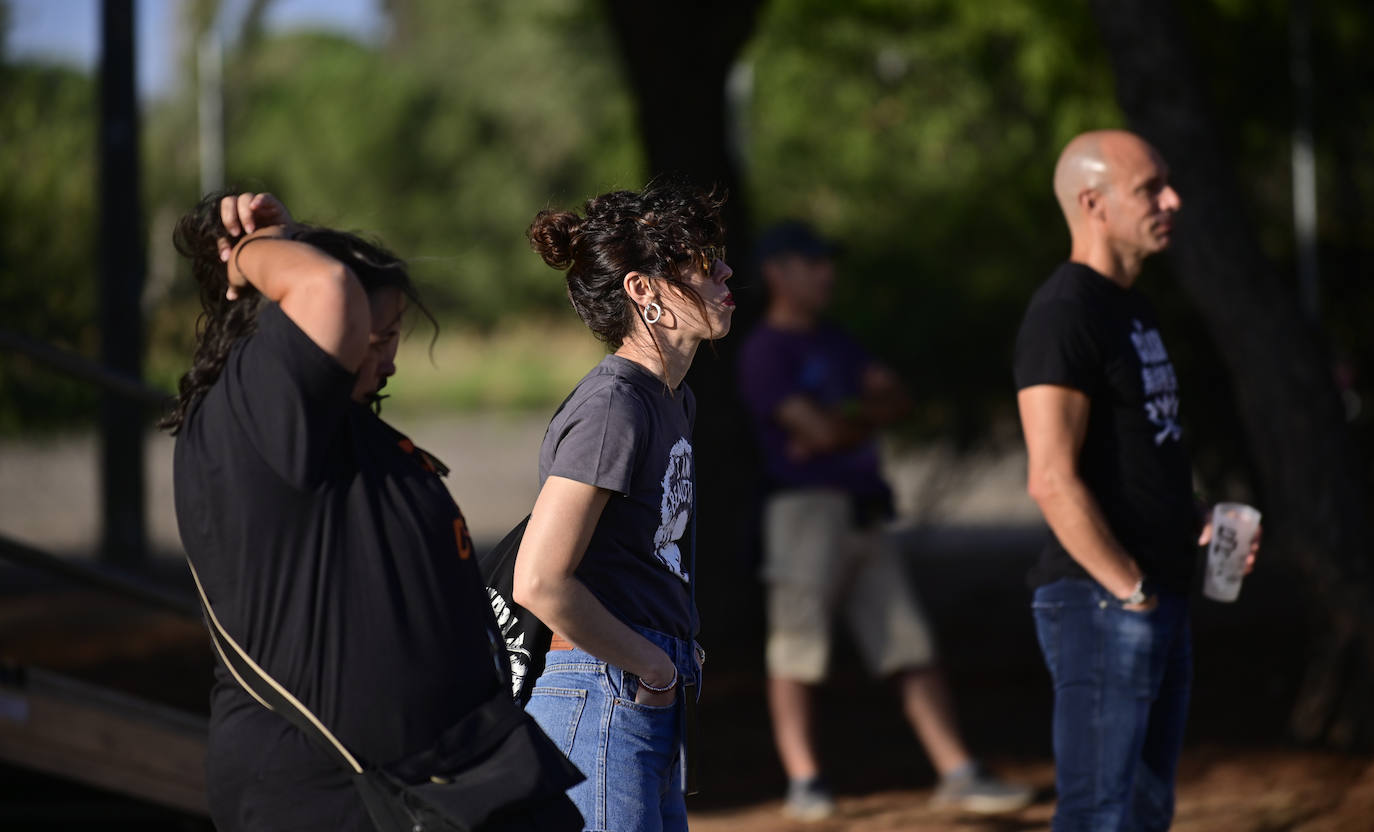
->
<box><xmin>174</xmin><ymin>304</ymin><xmax>504</xmax><ymax>768</ymax></box>
<box><xmin>1013</xmin><ymin>262</ymin><xmax>1199</xmax><ymax>593</ymax></box>
<box><xmin>538</xmin><ymin>355</ymin><xmax>697</xmax><ymax>640</ymax></box>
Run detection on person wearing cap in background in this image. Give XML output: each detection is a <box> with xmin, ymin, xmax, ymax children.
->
<box><xmin>737</xmin><ymin>221</ymin><xmax>1033</xmax><ymax>821</ymax></box>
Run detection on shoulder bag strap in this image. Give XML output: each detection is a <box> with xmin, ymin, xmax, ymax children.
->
<box><xmin>186</xmin><ymin>559</ymin><xmax>365</xmax><ymax>775</ymax></box>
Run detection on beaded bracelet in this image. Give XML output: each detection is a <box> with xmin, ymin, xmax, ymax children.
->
<box><xmin>638</xmin><ymin>667</ymin><xmax>678</xmax><ymax>694</ymax></box>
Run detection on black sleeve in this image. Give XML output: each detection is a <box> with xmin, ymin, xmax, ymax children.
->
<box><xmin>1013</xmin><ymin>299</ymin><xmax>1100</xmax><ymax>393</ymax></box>
<box><xmin>221</xmin><ymin>303</ymin><xmax>356</xmax><ymax>488</ymax></box>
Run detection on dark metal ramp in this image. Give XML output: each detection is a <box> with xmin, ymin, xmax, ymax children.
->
<box><xmin>0</xmin><ymin>533</ymin><xmax>212</xmax><ymax>821</ymax></box>
<box><xmin>0</xmin><ymin>665</ymin><xmax>208</xmax><ymax>816</ymax></box>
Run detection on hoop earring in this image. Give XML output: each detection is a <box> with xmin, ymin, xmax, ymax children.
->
<box><xmin>642</xmin><ymin>302</ymin><xmax>662</xmax><ymax>325</ymax></box>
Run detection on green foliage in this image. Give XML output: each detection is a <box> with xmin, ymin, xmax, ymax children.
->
<box><xmin>135</xmin><ymin>0</ymin><xmax>641</xmax><ymax>431</ymax></box>
<box><xmin>5</xmin><ymin>0</ymin><xmax>644</xmax><ymax>432</ymax></box>
<box><xmin>380</xmin><ymin>318</ymin><xmax>605</xmax><ymax>416</ymax></box>
<box><xmin>147</xmin><ymin>0</ymin><xmax>643</xmax><ymax>331</ymax></box>
<box><xmin>0</xmin><ymin>61</ymin><xmax>100</xmax><ymax>431</ymax></box>
<box><xmin>745</xmin><ymin>0</ymin><xmax>1121</xmax><ymax>444</ymax></box>
<box><xmin>5</xmin><ymin>0</ymin><xmax>1373</xmax><ymax>463</ymax></box>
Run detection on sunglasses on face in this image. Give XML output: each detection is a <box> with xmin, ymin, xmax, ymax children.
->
<box><xmin>698</xmin><ymin>245</ymin><xmax>726</xmax><ymax>276</ymax></box>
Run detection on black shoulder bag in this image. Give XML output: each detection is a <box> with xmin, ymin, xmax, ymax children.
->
<box><xmin>479</xmin><ymin>392</ymin><xmax>580</xmax><ymax>705</ymax></box>
<box><xmin>478</xmin><ymin>515</ymin><xmax>550</xmax><ymax>705</ymax></box>
<box><xmin>187</xmin><ymin>561</ymin><xmax>584</xmax><ymax>832</ymax></box>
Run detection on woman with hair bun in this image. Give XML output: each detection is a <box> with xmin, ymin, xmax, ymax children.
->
<box><xmin>513</xmin><ymin>180</ymin><xmax>734</xmax><ymax>831</ymax></box>
<box><xmin>166</xmin><ymin>191</ymin><xmax>580</xmax><ymax>831</ymax></box>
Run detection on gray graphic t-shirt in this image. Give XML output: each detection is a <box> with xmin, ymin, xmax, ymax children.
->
<box><xmin>539</xmin><ymin>354</ymin><xmax>697</xmax><ymax>639</ymax></box>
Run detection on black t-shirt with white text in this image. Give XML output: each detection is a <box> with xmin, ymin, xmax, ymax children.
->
<box><xmin>174</xmin><ymin>304</ymin><xmax>504</xmax><ymax>770</ymax></box>
<box><xmin>1013</xmin><ymin>262</ymin><xmax>1198</xmax><ymax>593</ymax></box>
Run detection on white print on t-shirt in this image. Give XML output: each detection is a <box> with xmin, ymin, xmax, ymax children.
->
<box><xmin>1131</xmin><ymin>320</ymin><xmax>1183</xmax><ymax>445</ymax></box>
<box><xmin>653</xmin><ymin>437</ymin><xmax>693</xmax><ymax>583</ymax></box>
<box><xmin>487</xmin><ymin>587</ymin><xmax>530</xmax><ymax>699</ymax></box>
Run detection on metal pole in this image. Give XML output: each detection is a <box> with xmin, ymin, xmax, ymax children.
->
<box><xmin>1291</xmin><ymin>0</ymin><xmax>1320</xmax><ymax>321</ymax></box>
<box><xmin>99</xmin><ymin>0</ymin><xmax>148</xmax><ymax>568</ymax></box>
<box><xmin>724</xmin><ymin>60</ymin><xmax>753</xmax><ymax>175</ymax></box>
<box><xmin>198</xmin><ymin>26</ymin><xmax>224</xmax><ymax>194</ymax></box>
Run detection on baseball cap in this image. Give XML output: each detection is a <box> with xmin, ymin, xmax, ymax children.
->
<box><xmin>755</xmin><ymin>220</ymin><xmax>840</xmax><ymax>262</ymax></box>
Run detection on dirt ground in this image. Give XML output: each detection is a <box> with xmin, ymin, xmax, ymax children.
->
<box><xmin>2</xmin><ymin>420</ymin><xmax>1372</xmax><ymax>829</ymax></box>
<box><xmin>687</xmin><ymin>750</ymin><xmax>1374</xmax><ymax>832</ymax></box>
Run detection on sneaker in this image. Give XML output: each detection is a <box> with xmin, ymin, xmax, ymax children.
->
<box><xmin>930</xmin><ymin>763</ymin><xmax>1034</xmax><ymax>814</ymax></box>
<box><xmin>782</xmin><ymin>776</ymin><xmax>836</xmax><ymax>822</ymax></box>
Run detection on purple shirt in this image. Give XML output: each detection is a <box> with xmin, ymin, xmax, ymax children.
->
<box><xmin>737</xmin><ymin>322</ymin><xmax>889</xmax><ymax>498</ymax></box>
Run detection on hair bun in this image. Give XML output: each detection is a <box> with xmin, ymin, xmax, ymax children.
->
<box><xmin>527</xmin><ymin>210</ymin><xmax>583</xmax><ymax>270</ymax></box>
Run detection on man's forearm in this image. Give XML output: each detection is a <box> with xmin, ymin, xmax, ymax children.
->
<box><xmin>1032</xmin><ymin>470</ymin><xmax>1143</xmax><ymax>599</ymax></box>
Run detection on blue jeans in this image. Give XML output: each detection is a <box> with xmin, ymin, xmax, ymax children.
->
<box><xmin>525</xmin><ymin>625</ymin><xmax>701</xmax><ymax>832</ymax></box>
<box><xmin>1032</xmin><ymin>578</ymin><xmax>1192</xmax><ymax>832</ymax></box>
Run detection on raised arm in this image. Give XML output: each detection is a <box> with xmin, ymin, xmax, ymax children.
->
<box><xmin>1018</xmin><ymin>383</ymin><xmax>1152</xmax><ymax>607</ymax></box>
<box><xmin>220</xmin><ymin>193</ymin><xmax>371</xmax><ymax>373</ymax></box>
<box><xmin>512</xmin><ymin>475</ymin><xmax>679</xmax><ymax>705</ymax></box>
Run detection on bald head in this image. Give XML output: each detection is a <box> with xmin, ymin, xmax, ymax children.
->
<box><xmin>1052</xmin><ymin>130</ymin><xmax>1181</xmax><ymax>282</ymax></box>
<box><xmin>1054</xmin><ymin>131</ymin><xmax>1112</xmax><ymax>220</ymax></box>
<box><xmin>1055</xmin><ymin>130</ymin><xmax>1161</xmax><ymax>219</ymax></box>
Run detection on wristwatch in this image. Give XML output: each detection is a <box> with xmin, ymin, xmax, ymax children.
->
<box><xmin>1120</xmin><ymin>579</ymin><xmax>1148</xmax><ymax>606</ymax></box>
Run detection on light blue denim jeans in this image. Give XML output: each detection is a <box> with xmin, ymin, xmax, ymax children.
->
<box><xmin>525</xmin><ymin>625</ymin><xmax>701</xmax><ymax>832</ymax></box>
<box><xmin>1032</xmin><ymin>578</ymin><xmax>1193</xmax><ymax>832</ymax></box>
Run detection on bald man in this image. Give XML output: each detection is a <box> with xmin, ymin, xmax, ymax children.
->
<box><xmin>1013</xmin><ymin>130</ymin><xmax>1224</xmax><ymax>831</ymax></box>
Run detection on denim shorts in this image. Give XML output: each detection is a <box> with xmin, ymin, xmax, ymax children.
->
<box><xmin>524</xmin><ymin>625</ymin><xmax>701</xmax><ymax>832</ymax></box>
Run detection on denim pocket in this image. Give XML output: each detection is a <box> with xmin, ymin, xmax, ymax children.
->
<box><xmin>525</xmin><ymin>687</ymin><xmax>588</xmax><ymax>757</ymax></box>
<box><xmin>606</xmin><ymin>666</ymin><xmax>678</xmax><ymax>712</ymax></box>
<box><xmin>1113</xmin><ymin>599</ymin><xmax>1160</xmax><ymax>617</ymax></box>
<box><xmin>616</xmin><ymin>691</ymin><xmax>678</xmax><ymax>713</ymax></box>
<box><xmin>609</xmin><ymin>693</ymin><xmax>677</xmax><ymax>744</ymax></box>
<box><xmin>1031</xmin><ymin>601</ymin><xmax>1062</xmax><ymax>676</ymax></box>
<box><xmin>1103</xmin><ymin>604</ymin><xmax>1160</xmax><ymax>693</ymax></box>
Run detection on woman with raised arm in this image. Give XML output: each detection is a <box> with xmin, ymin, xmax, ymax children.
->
<box><xmin>514</xmin><ymin>181</ymin><xmax>734</xmax><ymax>831</ymax></box>
<box><xmin>165</xmin><ymin>191</ymin><xmax>579</xmax><ymax>831</ymax></box>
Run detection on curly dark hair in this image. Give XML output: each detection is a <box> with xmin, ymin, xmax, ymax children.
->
<box><xmin>159</xmin><ymin>189</ymin><xmax>434</xmax><ymax>433</ymax></box>
<box><xmin>527</xmin><ymin>179</ymin><xmax>726</xmax><ymax>350</ymax></box>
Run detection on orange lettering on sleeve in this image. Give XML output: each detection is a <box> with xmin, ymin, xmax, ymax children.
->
<box><xmin>454</xmin><ymin>516</ymin><xmax>473</xmax><ymax>560</ymax></box>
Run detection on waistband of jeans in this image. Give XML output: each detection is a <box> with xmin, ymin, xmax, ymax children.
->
<box><xmin>544</xmin><ymin>625</ymin><xmax>700</xmax><ymax>687</ymax></box>
<box><xmin>1033</xmin><ymin>576</ymin><xmax>1187</xmax><ymax>603</ymax></box>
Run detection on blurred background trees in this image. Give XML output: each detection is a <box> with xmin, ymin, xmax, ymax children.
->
<box><xmin>3</xmin><ymin>0</ymin><xmax>1373</xmax><ymax>742</ymax></box>
<box><xmin>1093</xmin><ymin>0</ymin><xmax>1373</xmax><ymax>748</ymax></box>
<box><xmin>143</xmin><ymin>0</ymin><xmax>646</xmax><ymax>344</ymax></box>
<box><xmin>4</xmin><ymin>0</ymin><xmax>1372</xmax><ymax>452</ymax></box>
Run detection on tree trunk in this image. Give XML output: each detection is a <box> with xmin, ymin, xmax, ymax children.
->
<box><xmin>602</xmin><ymin>0</ymin><xmax>767</xmax><ymax>665</ymax></box>
<box><xmin>1091</xmin><ymin>0</ymin><xmax>1374</xmax><ymax>745</ymax></box>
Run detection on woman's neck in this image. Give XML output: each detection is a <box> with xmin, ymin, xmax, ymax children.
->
<box><xmin>614</xmin><ymin>335</ymin><xmax>701</xmax><ymax>390</ymax></box>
